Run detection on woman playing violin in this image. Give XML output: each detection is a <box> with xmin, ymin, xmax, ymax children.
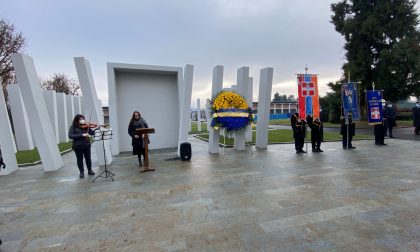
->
<box><xmin>68</xmin><ymin>114</ymin><xmax>99</xmax><ymax>178</ymax></box>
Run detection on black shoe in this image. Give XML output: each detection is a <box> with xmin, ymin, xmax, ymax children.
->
<box><xmin>79</xmin><ymin>173</ymin><xmax>84</xmax><ymax>178</ymax></box>
<box><xmin>317</xmin><ymin>149</ymin><xmax>324</xmax><ymax>152</ymax></box>
<box><xmin>375</xmin><ymin>143</ymin><xmax>381</xmax><ymax>146</ymax></box>
<box><xmin>343</xmin><ymin>147</ymin><xmax>348</xmax><ymax>150</ymax></box>
<box><xmin>390</xmin><ymin>136</ymin><xmax>394</xmax><ymax>138</ymax></box>
<box><xmin>382</xmin><ymin>143</ymin><xmax>387</xmax><ymax>146</ymax></box>
<box><xmin>88</xmin><ymin>170</ymin><xmax>95</xmax><ymax>175</ymax></box>
<box><xmin>300</xmin><ymin>150</ymin><xmax>307</xmax><ymax>153</ymax></box>
<box><xmin>312</xmin><ymin>149</ymin><xmax>319</xmax><ymax>152</ymax></box>
<box><xmin>349</xmin><ymin>146</ymin><xmax>356</xmax><ymax>149</ymax></box>
<box><xmin>296</xmin><ymin>150</ymin><xmax>302</xmax><ymax>154</ymax></box>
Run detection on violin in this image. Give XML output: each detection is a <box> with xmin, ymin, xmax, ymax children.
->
<box><xmin>80</xmin><ymin>123</ymin><xmax>99</xmax><ymax>129</ymax></box>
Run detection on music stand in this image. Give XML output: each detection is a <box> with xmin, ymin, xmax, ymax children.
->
<box><xmin>92</xmin><ymin>127</ymin><xmax>114</xmax><ymax>182</ymax></box>
<box><xmin>135</xmin><ymin>128</ymin><xmax>155</xmax><ymax>172</ymax></box>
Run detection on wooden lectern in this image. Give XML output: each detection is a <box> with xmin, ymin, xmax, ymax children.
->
<box><xmin>135</xmin><ymin>128</ymin><xmax>155</xmax><ymax>172</ymax></box>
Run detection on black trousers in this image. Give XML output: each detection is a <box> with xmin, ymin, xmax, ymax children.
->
<box><xmin>73</xmin><ymin>147</ymin><xmax>92</xmax><ymax>173</ymax></box>
<box><xmin>342</xmin><ymin>134</ymin><xmax>353</xmax><ymax>148</ymax></box>
<box><xmin>415</xmin><ymin>126</ymin><xmax>420</xmax><ymax>135</ymax></box>
<box><xmin>374</xmin><ymin>124</ymin><xmax>385</xmax><ymax>145</ymax></box>
<box><xmin>311</xmin><ymin>132</ymin><xmax>321</xmax><ymax>150</ymax></box>
<box><xmin>294</xmin><ymin>137</ymin><xmax>304</xmax><ymax>151</ymax></box>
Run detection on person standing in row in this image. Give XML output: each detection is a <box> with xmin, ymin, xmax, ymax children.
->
<box><xmin>68</xmin><ymin>114</ymin><xmax>97</xmax><ymax>178</ymax></box>
<box><xmin>384</xmin><ymin>101</ymin><xmax>396</xmax><ymax>138</ymax></box>
<box><xmin>340</xmin><ymin>114</ymin><xmax>356</xmax><ymax>149</ymax></box>
<box><xmin>306</xmin><ymin>114</ymin><xmax>323</xmax><ymax>152</ymax></box>
<box><xmin>413</xmin><ymin>102</ymin><xmax>420</xmax><ymax>135</ymax></box>
<box><xmin>128</xmin><ymin>111</ymin><xmax>150</xmax><ymax>168</ymax></box>
<box><xmin>291</xmin><ymin>112</ymin><xmax>306</xmax><ymax>153</ymax></box>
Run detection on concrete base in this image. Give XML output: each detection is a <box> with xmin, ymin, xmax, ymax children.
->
<box><xmin>1</xmin><ymin>137</ymin><xmax>420</xmax><ymax>250</ymax></box>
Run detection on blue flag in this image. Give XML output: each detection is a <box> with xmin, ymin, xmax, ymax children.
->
<box><xmin>342</xmin><ymin>82</ymin><xmax>360</xmax><ymax>121</ymax></box>
<box><xmin>366</xmin><ymin>90</ymin><xmax>383</xmax><ymax>125</ymax></box>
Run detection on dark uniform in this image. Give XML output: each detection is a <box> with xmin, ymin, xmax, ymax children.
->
<box><xmin>412</xmin><ymin>103</ymin><xmax>420</xmax><ymax>135</ymax></box>
<box><xmin>306</xmin><ymin>115</ymin><xmax>323</xmax><ymax>152</ymax></box>
<box><xmin>384</xmin><ymin>104</ymin><xmax>396</xmax><ymax>138</ymax></box>
<box><xmin>291</xmin><ymin>113</ymin><xmax>306</xmax><ymax>153</ymax></box>
<box><xmin>340</xmin><ymin>115</ymin><xmax>356</xmax><ymax>149</ymax></box>
<box><xmin>374</xmin><ymin>120</ymin><xmax>386</xmax><ymax>146</ymax></box>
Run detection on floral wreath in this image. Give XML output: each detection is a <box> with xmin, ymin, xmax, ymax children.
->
<box><xmin>208</xmin><ymin>89</ymin><xmax>254</xmax><ymax>135</ymax></box>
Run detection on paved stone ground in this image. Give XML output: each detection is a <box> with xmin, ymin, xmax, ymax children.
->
<box><xmin>1</xmin><ymin>137</ymin><xmax>420</xmax><ymax>251</ymax></box>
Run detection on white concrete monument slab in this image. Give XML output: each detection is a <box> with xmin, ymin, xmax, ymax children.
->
<box><xmin>74</xmin><ymin>57</ymin><xmax>111</xmax><ymax>165</ymax></box>
<box><xmin>246</xmin><ymin>77</ymin><xmax>253</xmax><ymax>142</ymax></box>
<box><xmin>197</xmin><ymin>98</ymin><xmax>201</xmax><ymax>132</ymax></box>
<box><xmin>0</xmin><ymin>88</ymin><xmax>18</xmax><ymax>175</ymax></box>
<box><xmin>11</xmin><ymin>53</ymin><xmax>63</xmax><ymax>171</ymax></box>
<box><xmin>179</xmin><ymin>64</ymin><xmax>194</xmax><ymax>153</ymax></box>
<box><xmin>73</xmin><ymin>96</ymin><xmax>81</xmax><ymax>115</ymax></box>
<box><xmin>256</xmin><ymin>67</ymin><xmax>274</xmax><ymax>149</ymax></box>
<box><xmin>43</xmin><ymin>90</ymin><xmax>59</xmax><ymax>144</ymax></box>
<box><xmin>56</xmin><ymin>93</ymin><xmax>69</xmax><ymax>143</ymax></box>
<box><xmin>108</xmin><ymin>62</ymin><xmax>192</xmax><ymax>156</ymax></box>
<box><xmin>66</xmin><ymin>95</ymin><xmax>75</xmax><ymax>126</ymax></box>
<box><xmin>208</xmin><ymin>65</ymin><xmax>224</xmax><ymax>154</ymax></box>
<box><xmin>234</xmin><ymin>67</ymin><xmax>249</xmax><ymax>151</ymax></box>
<box><xmin>7</xmin><ymin>84</ymin><xmax>34</xmax><ymax>150</ymax></box>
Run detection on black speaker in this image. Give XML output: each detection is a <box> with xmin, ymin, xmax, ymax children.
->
<box><xmin>180</xmin><ymin>142</ymin><xmax>191</xmax><ymax>161</ymax></box>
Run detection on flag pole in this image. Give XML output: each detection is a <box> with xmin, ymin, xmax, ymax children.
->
<box><xmin>305</xmin><ymin>65</ymin><xmax>308</xmax><ymax>154</ymax></box>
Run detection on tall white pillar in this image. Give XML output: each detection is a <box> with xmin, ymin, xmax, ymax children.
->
<box><xmin>66</xmin><ymin>95</ymin><xmax>75</xmax><ymax>126</ymax></box>
<box><xmin>256</xmin><ymin>67</ymin><xmax>274</xmax><ymax>149</ymax></box>
<box><xmin>73</xmin><ymin>96</ymin><xmax>81</xmax><ymax>115</ymax></box>
<box><xmin>281</xmin><ymin>104</ymin><xmax>284</xmax><ymax>114</ymax></box>
<box><xmin>7</xmin><ymin>84</ymin><xmax>34</xmax><ymax>150</ymax></box>
<box><xmin>0</xmin><ymin>87</ymin><xmax>18</xmax><ymax>175</ymax></box>
<box><xmin>74</xmin><ymin>57</ymin><xmax>111</xmax><ymax>165</ymax></box>
<box><xmin>197</xmin><ymin>98</ymin><xmax>201</xmax><ymax>132</ymax></box>
<box><xmin>208</xmin><ymin>65</ymin><xmax>224</xmax><ymax>154</ymax></box>
<box><xmin>11</xmin><ymin>53</ymin><xmax>63</xmax><ymax>171</ymax></box>
<box><xmin>56</xmin><ymin>93</ymin><xmax>69</xmax><ymax>143</ymax></box>
<box><xmin>246</xmin><ymin>77</ymin><xmax>253</xmax><ymax>142</ymax></box>
<box><xmin>178</xmin><ymin>64</ymin><xmax>194</xmax><ymax>156</ymax></box>
<box><xmin>43</xmin><ymin>90</ymin><xmax>59</xmax><ymax>144</ymax></box>
<box><xmin>234</xmin><ymin>67</ymin><xmax>249</xmax><ymax>151</ymax></box>
<box><xmin>288</xmin><ymin>104</ymin><xmax>291</xmax><ymax>113</ymax></box>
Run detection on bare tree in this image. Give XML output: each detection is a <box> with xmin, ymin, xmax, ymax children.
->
<box><xmin>0</xmin><ymin>19</ymin><xmax>26</xmax><ymax>91</ymax></box>
<box><xmin>41</xmin><ymin>73</ymin><xmax>81</xmax><ymax>96</ymax></box>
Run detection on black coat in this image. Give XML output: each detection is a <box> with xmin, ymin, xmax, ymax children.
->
<box><xmin>340</xmin><ymin>118</ymin><xmax>355</xmax><ymax>136</ymax></box>
<box><xmin>291</xmin><ymin>115</ymin><xmax>306</xmax><ymax>139</ymax></box>
<box><xmin>68</xmin><ymin>126</ymin><xmax>95</xmax><ymax>149</ymax></box>
<box><xmin>307</xmin><ymin>116</ymin><xmax>323</xmax><ymax>141</ymax></box>
<box><xmin>384</xmin><ymin>107</ymin><xmax>396</xmax><ymax>127</ymax></box>
<box><xmin>128</xmin><ymin>120</ymin><xmax>149</xmax><ymax>148</ymax></box>
<box><xmin>413</xmin><ymin>107</ymin><xmax>420</xmax><ymax>127</ymax></box>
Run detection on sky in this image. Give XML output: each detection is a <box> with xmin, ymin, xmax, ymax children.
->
<box><xmin>1</xmin><ymin>0</ymin><xmax>347</xmax><ymax>107</ymax></box>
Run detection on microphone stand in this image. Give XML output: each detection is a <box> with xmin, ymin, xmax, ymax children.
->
<box><xmin>92</xmin><ymin>127</ymin><xmax>114</xmax><ymax>182</ymax></box>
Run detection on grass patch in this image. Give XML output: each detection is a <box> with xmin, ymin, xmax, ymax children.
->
<box><xmin>190</xmin><ymin>121</ymin><xmax>208</xmax><ymax>134</ymax></box>
<box><xmin>195</xmin><ymin>129</ymin><xmax>371</xmax><ymax>146</ymax></box>
<box><xmin>16</xmin><ymin>141</ymin><xmax>73</xmax><ymax>165</ymax></box>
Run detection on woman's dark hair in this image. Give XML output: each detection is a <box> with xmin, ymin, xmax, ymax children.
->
<box><xmin>72</xmin><ymin>114</ymin><xmax>85</xmax><ymax>127</ymax></box>
<box><xmin>130</xmin><ymin>111</ymin><xmax>141</xmax><ymax>124</ymax></box>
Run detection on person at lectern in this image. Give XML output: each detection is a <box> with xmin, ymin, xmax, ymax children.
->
<box><xmin>128</xmin><ymin>111</ymin><xmax>149</xmax><ymax>167</ymax></box>
<box><xmin>68</xmin><ymin>114</ymin><xmax>98</xmax><ymax>178</ymax></box>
